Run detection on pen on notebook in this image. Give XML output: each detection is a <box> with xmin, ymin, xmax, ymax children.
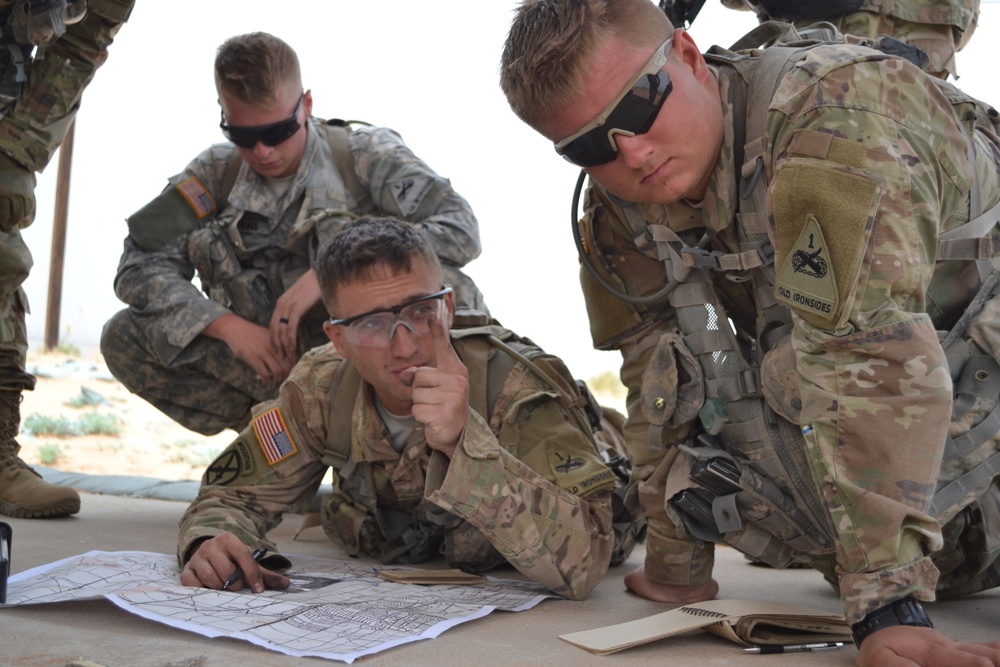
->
<box><xmin>743</xmin><ymin>642</ymin><xmax>845</xmax><ymax>654</ymax></box>
<box><xmin>222</xmin><ymin>547</ymin><xmax>268</xmax><ymax>591</ymax></box>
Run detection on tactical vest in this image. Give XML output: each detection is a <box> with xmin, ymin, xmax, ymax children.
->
<box><xmin>585</xmin><ymin>26</ymin><xmax>1000</xmax><ymax>570</ymax></box>
<box><xmin>318</xmin><ymin>312</ymin><xmax>645</xmax><ymax>569</ymax></box>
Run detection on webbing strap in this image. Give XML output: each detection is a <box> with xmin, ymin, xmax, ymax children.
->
<box><xmin>945</xmin><ymin>403</ymin><xmax>1000</xmax><ymax>462</ymax></box>
<box><xmin>932</xmin><ymin>451</ymin><xmax>1000</xmax><ymax>521</ymax></box>
<box><xmin>937</xmin><ymin>198</ymin><xmax>1000</xmax><ymax>265</ymax></box>
<box><xmin>325</xmin><ymin>122</ymin><xmax>373</xmax><ymax>212</ymax></box>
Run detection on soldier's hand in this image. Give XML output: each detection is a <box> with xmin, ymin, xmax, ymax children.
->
<box><xmin>400</xmin><ymin>315</ymin><xmax>469</xmax><ymax>458</ymax></box>
<box><xmin>270</xmin><ymin>269</ymin><xmax>322</xmax><ymax>362</ymax></box>
<box><xmin>857</xmin><ymin>625</ymin><xmax>1000</xmax><ymax>667</ymax></box>
<box><xmin>180</xmin><ymin>532</ymin><xmax>289</xmax><ymax>592</ymax></box>
<box><xmin>204</xmin><ymin>314</ymin><xmax>294</xmax><ymax>383</ymax></box>
<box><xmin>0</xmin><ymin>153</ymin><xmax>36</xmax><ymax>232</ymax></box>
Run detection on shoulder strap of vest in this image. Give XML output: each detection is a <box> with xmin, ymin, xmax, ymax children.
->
<box><xmin>739</xmin><ymin>42</ymin><xmax>813</xmax><ymax>240</ymax></box>
<box><xmin>217</xmin><ymin>119</ymin><xmax>374</xmax><ymax>210</ymax></box>
<box><xmin>327</xmin><ymin>361</ymin><xmax>362</xmax><ymax>469</ymax></box>
<box><xmin>323</xmin><ymin>119</ymin><xmax>374</xmax><ymax>212</ymax></box>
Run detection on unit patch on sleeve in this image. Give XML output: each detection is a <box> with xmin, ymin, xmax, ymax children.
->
<box><xmin>253</xmin><ymin>407</ymin><xmax>299</xmax><ymax>465</ymax></box>
<box><xmin>204</xmin><ymin>441</ymin><xmax>255</xmax><ymax>486</ymax></box>
<box><xmin>775</xmin><ymin>214</ymin><xmax>839</xmax><ymax>321</ymax></box>
<box><xmin>547</xmin><ymin>444</ymin><xmax>617</xmax><ymax>497</ymax></box>
<box><xmin>388</xmin><ymin>176</ymin><xmax>432</xmax><ymax>216</ymax></box>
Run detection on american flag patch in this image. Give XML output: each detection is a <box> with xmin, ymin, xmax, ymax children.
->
<box><xmin>252</xmin><ymin>408</ymin><xmax>298</xmax><ymax>465</ymax></box>
<box><xmin>176</xmin><ymin>176</ymin><xmax>216</xmax><ymax>218</ymax></box>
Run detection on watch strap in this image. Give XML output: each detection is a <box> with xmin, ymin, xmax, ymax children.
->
<box><xmin>851</xmin><ymin>597</ymin><xmax>933</xmax><ymax>647</ymax></box>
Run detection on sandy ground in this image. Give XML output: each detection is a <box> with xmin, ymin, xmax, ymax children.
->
<box><xmin>16</xmin><ymin>349</ymin><xmax>628</xmax><ymax>482</ymax></box>
<box><xmin>17</xmin><ymin>350</ymin><xmax>234</xmax><ymax>481</ymax></box>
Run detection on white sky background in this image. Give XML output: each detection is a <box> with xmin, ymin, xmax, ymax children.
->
<box><xmin>21</xmin><ymin>0</ymin><xmax>1000</xmax><ymax>381</ymax></box>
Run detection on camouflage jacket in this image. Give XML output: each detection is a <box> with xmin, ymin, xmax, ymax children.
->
<box><xmin>579</xmin><ymin>43</ymin><xmax>1000</xmax><ymax>622</ymax></box>
<box><xmin>112</xmin><ymin>119</ymin><xmax>483</xmax><ymax>366</ymax></box>
<box><xmin>178</xmin><ymin>339</ymin><xmax>618</xmax><ymax>600</ymax></box>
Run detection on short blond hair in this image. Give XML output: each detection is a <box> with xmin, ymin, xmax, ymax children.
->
<box><xmin>215</xmin><ymin>32</ymin><xmax>301</xmax><ymax>106</ymax></box>
<box><xmin>500</xmin><ymin>0</ymin><xmax>672</xmax><ymax>130</ymax></box>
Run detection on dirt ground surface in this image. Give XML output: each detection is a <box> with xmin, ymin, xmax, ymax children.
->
<box><xmin>18</xmin><ymin>350</ymin><xmax>234</xmax><ymax>481</ymax></box>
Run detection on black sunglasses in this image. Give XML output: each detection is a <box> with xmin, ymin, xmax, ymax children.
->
<box><xmin>220</xmin><ymin>92</ymin><xmax>304</xmax><ymax>149</ymax></box>
<box><xmin>554</xmin><ymin>38</ymin><xmax>673</xmax><ymax>167</ymax></box>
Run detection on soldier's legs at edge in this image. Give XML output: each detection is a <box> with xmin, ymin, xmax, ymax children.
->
<box><xmin>0</xmin><ymin>0</ymin><xmax>135</xmax><ymax>518</ymax></box>
<box><xmin>101</xmin><ymin>310</ymin><xmax>278</xmax><ymax>436</ymax></box>
<box><xmin>0</xmin><ymin>233</ymin><xmax>79</xmax><ymax>518</ymax></box>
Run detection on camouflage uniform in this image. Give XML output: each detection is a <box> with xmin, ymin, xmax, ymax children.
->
<box><xmin>101</xmin><ymin>119</ymin><xmax>484</xmax><ymax>435</ymax></box>
<box><xmin>0</xmin><ymin>0</ymin><xmax>133</xmax><ymax>518</ymax></box>
<box><xmin>722</xmin><ymin>0</ymin><xmax>979</xmax><ymax>78</ymax></box>
<box><xmin>178</xmin><ymin>337</ymin><xmax>619</xmax><ymax>600</ymax></box>
<box><xmin>579</xmin><ymin>42</ymin><xmax>1000</xmax><ymax>623</ymax></box>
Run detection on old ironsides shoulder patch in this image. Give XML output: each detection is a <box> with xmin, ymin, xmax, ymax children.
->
<box><xmin>776</xmin><ymin>214</ymin><xmax>839</xmax><ymax>322</ymax></box>
<box><xmin>547</xmin><ymin>444</ymin><xmax>617</xmax><ymax>496</ymax></box>
<box><xmin>253</xmin><ymin>407</ymin><xmax>299</xmax><ymax>466</ymax></box>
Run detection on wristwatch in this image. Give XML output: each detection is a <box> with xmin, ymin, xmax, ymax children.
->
<box><xmin>851</xmin><ymin>597</ymin><xmax>934</xmax><ymax>647</ymax></box>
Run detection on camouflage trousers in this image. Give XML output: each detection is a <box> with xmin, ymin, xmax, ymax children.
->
<box><xmin>101</xmin><ymin>309</ymin><xmax>284</xmax><ymax>436</ymax></box>
<box><xmin>0</xmin><ymin>227</ymin><xmax>34</xmax><ymax>393</ymax></box>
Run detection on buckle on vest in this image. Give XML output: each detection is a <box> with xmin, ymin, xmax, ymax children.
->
<box><xmin>758</xmin><ymin>241</ymin><xmax>775</xmax><ymax>266</ymax></box>
<box><xmin>681</xmin><ymin>247</ymin><xmax>728</xmax><ymax>270</ymax></box>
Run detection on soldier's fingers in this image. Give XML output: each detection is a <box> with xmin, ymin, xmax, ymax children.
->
<box><xmin>406</xmin><ymin>366</ymin><xmax>433</xmax><ymax>390</ymax></box>
<box><xmin>225</xmin><ymin>545</ymin><xmax>266</xmax><ymax>593</ymax></box>
<box><xmin>280</xmin><ymin>327</ymin><xmax>299</xmax><ymax>363</ymax></box>
<box><xmin>258</xmin><ymin>349</ymin><xmax>286</xmax><ymax>384</ymax></box>
<box><xmin>399</xmin><ymin>367</ymin><xmax>417</xmax><ymax>388</ymax></box>
<box><xmin>256</xmin><ymin>366</ymin><xmax>275</xmax><ymax>384</ymax></box>
<box><xmin>428</xmin><ymin>316</ymin><xmax>464</xmax><ymax>374</ymax></box>
<box><xmin>186</xmin><ymin>550</ymin><xmax>234</xmax><ymax>590</ymax></box>
<box><xmin>261</xmin><ymin>569</ymin><xmax>291</xmax><ymax>591</ymax></box>
<box><xmin>179</xmin><ymin>561</ymin><xmax>209</xmax><ymax>588</ymax></box>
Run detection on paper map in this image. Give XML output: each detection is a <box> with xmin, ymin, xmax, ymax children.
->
<box><xmin>2</xmin><ymin>550</ymin><xmax>554</xmax><ymax>663</ymax></box>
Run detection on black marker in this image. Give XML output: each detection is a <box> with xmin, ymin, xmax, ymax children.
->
<box><xmin>222</xmin><ymin>547</ymin><xmax>268</xmax><ymax>591</ymax></box>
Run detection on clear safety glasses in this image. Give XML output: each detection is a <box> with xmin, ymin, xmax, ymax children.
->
<box><xmin>328</xmin><ymin>286</ymin><xmax>452</xmax><ymax>348</ymax></box>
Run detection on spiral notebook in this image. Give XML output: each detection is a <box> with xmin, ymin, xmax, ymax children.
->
<box><xmin>559</xmin><ymin>599</ymin><xmax>851</xmax><ymax>654</ymax></box>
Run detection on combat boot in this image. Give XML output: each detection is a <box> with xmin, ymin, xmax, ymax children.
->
<box><xmin>0</xmin><ymin>390</ymin><xmax>80</xmax><ymax>518</ymax></box>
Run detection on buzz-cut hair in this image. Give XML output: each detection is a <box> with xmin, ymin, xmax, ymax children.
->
<box><xmin>316</xmin><ymin>216</ymin><xmax>444</xmax><ymax>314</ymax></box>
<box><xmin>215</xmin><ymin>32</ymin><xmax>301</xmax><ymax>106</ymax></box>
<box><xmin>500</xmin><ymin>0</ymin><xmax>672</xmax><ymax>131</ymax></box>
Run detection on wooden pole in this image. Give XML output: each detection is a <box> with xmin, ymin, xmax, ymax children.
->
<box><xmin>44</xmin><ymin>120</ymin><xmax>74</xmax><ymax>352</ymax></box>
